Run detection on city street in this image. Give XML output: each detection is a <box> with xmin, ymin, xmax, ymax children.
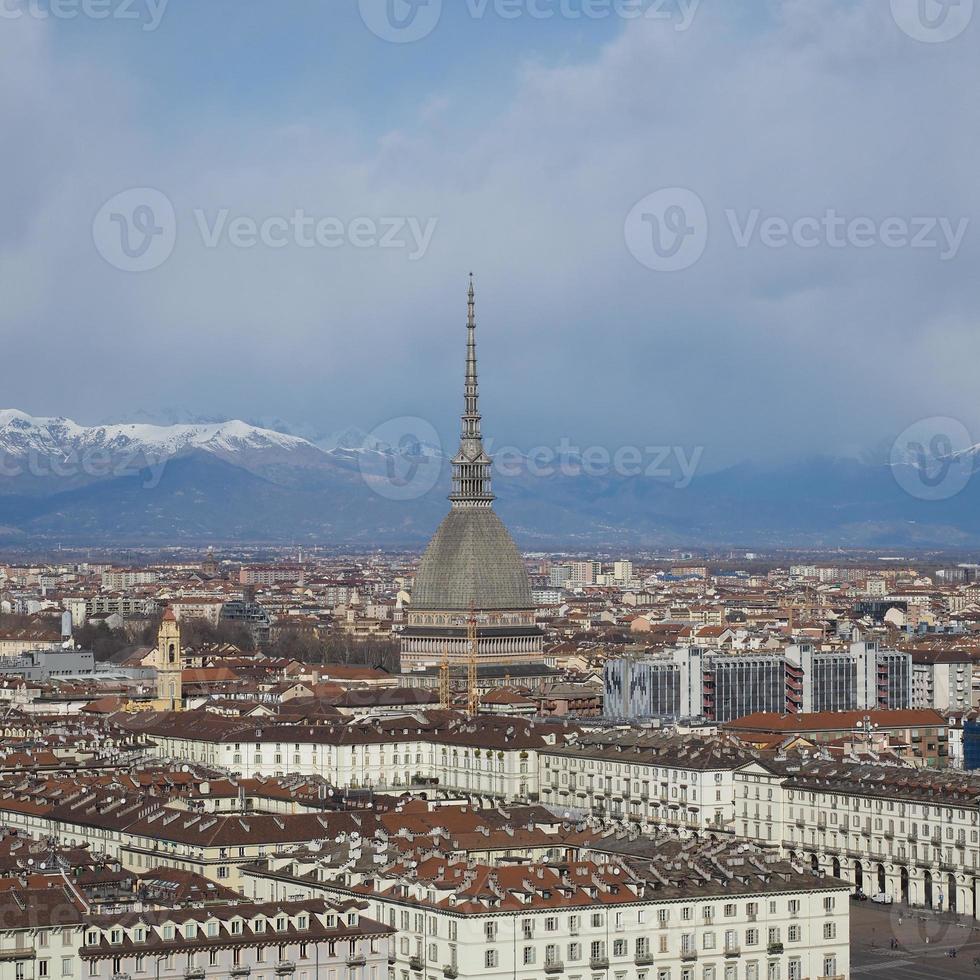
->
<box><xmin>851</xmin><ymin>902</ymin><xmax>980</xmax><ymax>978</ymax></box>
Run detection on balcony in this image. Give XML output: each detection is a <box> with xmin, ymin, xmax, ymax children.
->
<box><xmin>409</xmin><ymin>956</ymin><xmax>424</xmax><ymax>973</ymax></box>
<box><xmin>230</xmin><ymin>969</ymin><xmax>251</xmax><ymax>978</ymax></box>
<box><xmin>543</xmin><ymin>962</ymin><xmax>564</xmax><ymax>974</ymax></box>
<box><xmin>681</xmin><ymin>950</ymin><xmax>698</xmax><ymax>962</ymax></box>
<box><xmin>724</xmin><ymin>947</ymin><xmax>741</xmax><ymax>958</ymax></box>
<box><xmin>185</xmin><ymin>970</ymin><xmax>205</xmax><ymax>980</ymax></box>
<box><xmin>275</xmin><ymin>964</ymin><xmax>296</xmax><ymax>976</ymax></box>
<box><xmin>767</xmin><ymin>944</ymin><xmax>784</xmax><ymax>956</ymax></box>
<box><xmin>347</xmin><ymin>954</ymin><xmax>367</xmax><ymax>967</ymax></box>
<box><xmin>635</xmin><ymin>954</ymin><xmax>655</xmax><ymax>966</ymax></box>
<box><xmin>589</xmin><ymin>957</ymin><xmax>610</xmax><ymax>970</ymax></box>
<box><xmin>443</xmin><ymin>967</ymin><xmax>459</xmax><ymax>979</ymax></box>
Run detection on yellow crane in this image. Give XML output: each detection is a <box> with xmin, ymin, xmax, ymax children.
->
<box><xmin>467</xmin><ymin>607</ymin><xmax>480</xmax><ymax>717</ymax></box>
<box><xmin>439</xmin><ymin>644</ymin><xmax>451</xmax><ymax>710</ymax></box>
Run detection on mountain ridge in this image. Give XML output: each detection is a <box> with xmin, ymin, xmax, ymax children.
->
<box><xmin>2</xmin><ymin>410</ymin><xmax>980</xmax><ymax>549</ymax></box>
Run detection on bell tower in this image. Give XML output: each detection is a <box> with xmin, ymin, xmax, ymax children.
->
<box><xmin>155</xmin><ymin>606</ymin><xmax>183</xmax><ymax>711</ymax></box>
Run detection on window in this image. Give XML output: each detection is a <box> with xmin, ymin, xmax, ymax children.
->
<box><xmin>823</xmin><ymin>923</ymin><xmax>836</xmax><ymax>940</ymax></box>
<box><xmin>523</xmin><ymin>946</ymin><xmax>535</xmax><ymax>965</ymax></box>
<box><xmin>485</xmin><ymin>950</ymin><xmax>498</xmax><ymax>969</ymax></box>
<box><xmin>787</xmin><ymin>926</ymin><xmax>800</xmax><ymax>943</ymax></box>
<box><xmin>62</xmin><ymin>959</ymin><xmax>73</xmax><ymax>978</ymax></box>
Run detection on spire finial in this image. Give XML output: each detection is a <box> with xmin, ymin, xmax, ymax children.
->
<box><xmin>450</xmin><ymin>274</ymin><xmax>494</xmax><ymax>507</ymax></box>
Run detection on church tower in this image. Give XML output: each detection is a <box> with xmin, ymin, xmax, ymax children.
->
<box><xmin>155</xmin><ymin>606</ymin><xmax>183</xmax><ymax>711</ymax></box>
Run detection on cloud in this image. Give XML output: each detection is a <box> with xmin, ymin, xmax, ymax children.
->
<box><xmin>1</xmin><ymin>1</ymin><xmax>977</xmax><ymax>470</ymax></box>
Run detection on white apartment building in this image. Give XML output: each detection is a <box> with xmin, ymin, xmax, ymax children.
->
<box><xmin>119</xmin><ymin>710</ymin><xmax>561</xmax><ymax>804</ymax></box>
<box><xmin>735</xmin><ymin>758</ymin><xmax>980</xmax><ymax>916</ymax></box>
<box><xmin>79</xmin><ymin>900</ymin><xmax>391</xmax><ymax>980</ymax></box>
<box><xmin>538</xmin><ymin>732</ymin><xmax>750</xmax><ymax>836</ymax></box>
<box><xmin>244</xmin><ymin>848</ymin><xmax>849</xmax><ymax>980</ymax></box>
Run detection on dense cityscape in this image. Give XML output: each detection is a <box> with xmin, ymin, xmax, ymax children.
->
<box><xmin>3</xmin><ymin>2</ymin><xmax>978</xmax><ymax>979</ymax></box>
<box><xmin>2</xmin><ymin>284</ymin><xmax>980</xmax><ymax>980</ymax></box>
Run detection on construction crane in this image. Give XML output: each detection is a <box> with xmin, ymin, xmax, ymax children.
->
<box><xmin>439</xmin><ymin>644</ymin><xmax>451</xmax><ymax>710</ymax></box>
<box><xmin>467</xmin><ymin>607</ymin><xmax>480</xmax><ymax>717</ymax></box>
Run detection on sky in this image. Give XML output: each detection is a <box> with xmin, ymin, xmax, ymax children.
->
<box><xmin>1</xmin><ymin>0</ymin><xmax>978</xmax><ymax>471</ymax></box>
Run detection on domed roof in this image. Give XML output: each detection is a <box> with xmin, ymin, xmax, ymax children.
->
<box><xmin>412</xmin><ymin>506</ymin><xmax>533</xmax><ymax>611</ymax></box>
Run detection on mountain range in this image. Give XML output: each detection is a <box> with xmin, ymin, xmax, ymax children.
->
<box><xmin>1</xmin><ymin>409</ymin><xmax>979</xmax><ymax>550</ymax></box>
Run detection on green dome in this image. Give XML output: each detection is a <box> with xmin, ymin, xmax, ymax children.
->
<box><xmin>412</xmin><ymin>506</ymin><xmax>533</xmax><ymax>612</ymax></box>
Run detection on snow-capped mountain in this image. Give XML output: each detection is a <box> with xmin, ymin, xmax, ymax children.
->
<box><xmin>4</xmin><ymin>408</ymin><xmax>980</xmax><ymax>548</ymax></box>
<box><xmin>0</xmin><ymin>410</ymin><xmax>329</xmax><ymax>490</ymax></box>
<box><xmin>0</xmin><ymin>409</ymin><xmax>317</xmax><ymax>457</ymax></box>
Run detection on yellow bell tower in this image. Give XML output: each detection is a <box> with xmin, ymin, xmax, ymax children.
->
<box><xmin>155</xmin><ymin>606</ymin><xmax>183</xmax><ymax>711</ymax></box>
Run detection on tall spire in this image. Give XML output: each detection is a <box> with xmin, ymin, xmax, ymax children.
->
<box><xmin>450</xmin><ymin>275</ymin><xmax>494</xmax><ymax>507</ymax></box>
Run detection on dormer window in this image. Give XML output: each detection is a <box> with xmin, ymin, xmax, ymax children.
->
<box><xmin>207</xmin><ymin>923</ymin><xmax>218</xmax><ymax>938</ymax></box>
<box><xmin>86</xmin><ymin>931</ymin><xmax>99</xmax><ymax>947</ymax></box>
<box><xmin>277</xmin><ymin>917</ymin><xmax>287</xmax><ymax>932</ymax></box>
<box><xmin>185</xmin><ymin>924</ymin><xmax>197</xmax><ymax>940</ymax></box>
<box><xmin>231</xmin><ymin>921</ymin><xmax>243</xmax><ymax>936</ymax></box>
<box><xmin>134</xmin><ymin>928</ymin><xmax>145</xmax><ymax>943</ymax></box>
<box><xmin>254</xmin><ymin>920</ymin><xmax>265</xmax><ymax>934</ymax></box>
<box><xmin>163</xmin><ymin>926</ymin><xmax>174</xmax><ymax>942</ymax></box>
<box><xmin>297</xmin><ymin>916</ymin><xmax>308</xmax><ymax>931</ymax></box>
